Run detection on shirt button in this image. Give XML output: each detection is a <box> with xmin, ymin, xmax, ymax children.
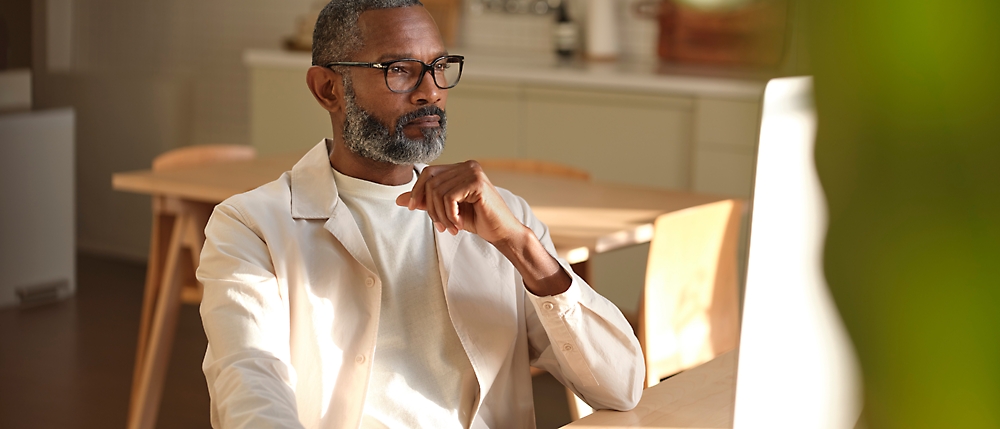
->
<box><xmin>542</xmin><ymin>302</ymin><xmax>555</xmax><ymax>311</ymax></box>
<box><xmin>562</xmin><ymin>343</ymin><xmax>574</xmax><ymax>352</ymax></box>
<box><xmin>355</xmin><ymin>354</ymin><xmax>366</xmax><ymax>364</ymax></box>
<box><xmin>364</xmin><ymin>278</ymin><xmax>375</xmax><ymax>288</ymax></box>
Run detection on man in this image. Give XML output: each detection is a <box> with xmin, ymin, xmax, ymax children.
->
<box><xmin>197</xmin><ymin>1</ymin><xmax>644</xmax><ymax>428</ymax></box>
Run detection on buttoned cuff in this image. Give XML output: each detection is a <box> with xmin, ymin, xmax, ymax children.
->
<box><xmin>526</xmin><ymin>262</ymin><xmax>599</xmax><ymax>386</ymax></box>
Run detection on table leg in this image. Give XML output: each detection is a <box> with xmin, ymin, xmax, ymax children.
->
<box><xmin>127</xmin><ymin>213</ymin><xmax>189</xmax><ymax>429</ymax></box>
<box><xmin>130</xmin><ymin>200</ymin><xmax>172</xmax><ymax>411</ymax></box>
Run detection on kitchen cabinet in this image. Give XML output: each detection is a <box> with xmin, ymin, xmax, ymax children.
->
<box><xmin>693</xmin><ymin>98</ymin><xmax>761</xmax><ymax>197</ymax></box>
<box><xmin>442</xmin><ymin>83</ymin><xmax>694</xmax><ymax>190</ymax></box>
<box><xmin>248</xmin><ymin>64</ymin><xmax>331</xmax><ymax>156</ymax></box>
<box><xmin>436</xmin><ymin>82</ymin><xmax>522</xmax><ymax>162</ymax></box>
<box><xmin>521</xmin><ymin>87</ymin><xmax>693</xmax><ymax>190</ymax></box>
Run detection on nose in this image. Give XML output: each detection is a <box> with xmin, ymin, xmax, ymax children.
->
<box><xmin>409</xmin><ymin>67</ymin><xmax>442</xmax><ymax>106</ymax></box>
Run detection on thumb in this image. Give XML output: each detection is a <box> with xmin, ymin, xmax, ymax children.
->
<box><xmin>395</xmin><ymin>191</ymin><xmax>412</xmax><ymax>207</ymax></box>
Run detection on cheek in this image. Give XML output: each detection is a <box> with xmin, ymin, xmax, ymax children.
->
<box><xmin>355</xmin><ymin>88</ymin><xmax>405</xmax><ymax>126</ymax></box>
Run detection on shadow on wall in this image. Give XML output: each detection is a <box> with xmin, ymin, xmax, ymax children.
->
<box><xmin>34</xmin><ymin>72</ymin><xmax>194</xmax><ymax>260</ymax></box>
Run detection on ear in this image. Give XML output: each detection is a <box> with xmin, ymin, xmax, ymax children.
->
<box><xmin>306</xmin><ymin>66</ymin><xmax>345</xmax><ymax>113</ymax></box>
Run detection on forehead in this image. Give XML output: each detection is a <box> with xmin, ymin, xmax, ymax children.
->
<box><xmin>356</xmin><ymin>6</ymin><xmax>445</xmax><ymax>62</ymax></box>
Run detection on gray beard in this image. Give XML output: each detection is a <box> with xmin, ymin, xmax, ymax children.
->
<box><xmin>341</xmin><ymin>81</ymin><xmax>446</xmax><ymax>165</ymax></box>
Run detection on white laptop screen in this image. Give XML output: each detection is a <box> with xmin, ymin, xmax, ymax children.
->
<box><xmin>733</xmin><ymin>76</ymin><xmax>863</xmax><ymax>429</ymax></box>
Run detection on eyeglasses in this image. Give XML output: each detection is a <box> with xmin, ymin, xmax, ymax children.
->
<box><xmin>325</xmin><ymin>55</ymin><xmax>465</xmax><ymax>94</ymax></box>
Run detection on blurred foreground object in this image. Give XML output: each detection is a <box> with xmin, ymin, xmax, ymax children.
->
<box><xmin>810</xmin><ymin>1</ymin><xmax>1000</xmax><ymax>428</ymax></box>
<box><xmin>733</xmin><ymin>76</ymin><xmax>862</xmax><ymax>429</ymax></box>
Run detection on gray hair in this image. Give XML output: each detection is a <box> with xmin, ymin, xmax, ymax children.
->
<box><xmin>312</xmin><ymin>0</ymin><xmax>424</xmax><ymax>66</ymax></box>
<box><xmin>340</xmin><ymin>72</ymin><xmax>447</xmax><ymax>164</ymax></box>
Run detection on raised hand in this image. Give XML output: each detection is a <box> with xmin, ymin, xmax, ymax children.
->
<box><xmin>395</xmin><ymin>161</ymin><xmax>526</xmax><ymax>245</ymax></box>
<box><xmin>395</xmin><ymin>160</ymin><xmax>571</xmax><ymax>296</ymax></box>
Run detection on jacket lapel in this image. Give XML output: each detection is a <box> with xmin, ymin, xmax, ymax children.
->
<box><xmin>292</xmin><ymin>150</ymin><xmax>519</xmax><ymax>413</ymax></box>
<box><xmin>437</xmin><ymin>229</ymin><xmax>519</xmax><ymax>414</ymax></box>
<box><xmin>290</xmin><ymin>140</ymin><xmax>377</xmax><ymax>276</ymax></box>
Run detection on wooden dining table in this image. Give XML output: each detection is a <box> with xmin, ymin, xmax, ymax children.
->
<box><xmin>562</xmin><ymin>350</ymin><xmax>738</xmax><ymax>428</ymax></box>
<box><xmin>112</xmin><ymin>150</ymin><xmax>726</xmax><ymax>429</ymax></box>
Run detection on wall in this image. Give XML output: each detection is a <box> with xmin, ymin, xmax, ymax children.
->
<box><xmin>33</xmin><ymin>0</ymin><xmax>316</xmax><ymax>259</ymax></box>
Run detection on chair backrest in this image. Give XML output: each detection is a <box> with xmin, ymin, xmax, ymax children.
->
<box><xmin>476</xmin><ymin>158</ymin><xmax>591</xmax><ymax>181</ymax></box>
<box><xmin>152</xmin><ymin>144</ymin><xmax>256</xmax><ymax>172</ymax></box>
<box><xmin>638</xmin><ymin>198</ymin><xmax>743</xmax><ymax>387</ymax></box>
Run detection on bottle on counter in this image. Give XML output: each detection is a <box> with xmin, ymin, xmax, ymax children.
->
<box><xmin>553</xmin><ymin>1</ymin><xmax>579</xmax><ymax>59</ymax></box>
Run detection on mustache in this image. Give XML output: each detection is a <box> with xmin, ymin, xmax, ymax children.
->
<box><xmin>396</xmin><ymin>105</ymin><xmax>447</xmax><ymax>129</ymax></box>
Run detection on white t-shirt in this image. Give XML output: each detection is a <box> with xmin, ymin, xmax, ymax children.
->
<box><xmin>332</xmin><ymin>167</ymin><xmax>478</xmax><ymax>429</ymax></box>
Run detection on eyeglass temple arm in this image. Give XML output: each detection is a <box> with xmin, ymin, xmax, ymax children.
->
<box><xmin>324</xmin><ymin>62</ymin><xmax>386</xmax><ymax>69</ymax></box>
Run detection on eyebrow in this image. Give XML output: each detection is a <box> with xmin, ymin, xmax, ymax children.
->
<box><xmin>375</xmin><ymin>51</ymin><xmax>449</xmax><ymax>63</ymax></box>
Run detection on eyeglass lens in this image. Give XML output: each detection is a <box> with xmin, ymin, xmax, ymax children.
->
<box><xmin>385</xmin><ymin>57</ymin><xmax>462</xmax><ymax>92</ymax></box>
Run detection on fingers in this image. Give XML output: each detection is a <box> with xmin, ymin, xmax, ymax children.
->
<box><xmin>405</xmin><ymin>162</ymin><xmax>486</xmax><ymax>235</ymax></box>
<box><xmin>435</xmin><ymin>174</ymin><xmax>475</xmax><ymax>232</ymax></box>
<box><xmin>395</xmin><ymin>191</ymin><xmax>412</xmax><ymax>207</ymax></box>
<box><xmin>426</xmin><ymin>170</ymin><xmax>472</xmax><ymax>234</ymax></box>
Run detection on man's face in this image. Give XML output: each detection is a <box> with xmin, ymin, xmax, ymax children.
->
<box><xmin>341</xmin><ymin>6</ymin><xmax>449</xmax><ymax>165</ymax></box>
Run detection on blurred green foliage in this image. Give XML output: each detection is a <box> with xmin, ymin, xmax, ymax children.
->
<box><xmin>808</xmin><ymin>0</ymin><xmax>1000</xmax><ymax>427</ymax></box>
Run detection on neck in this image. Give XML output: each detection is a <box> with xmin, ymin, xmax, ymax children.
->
<box><xmin>328</xmin><ymin>138</ymin><xmax>415</xmax><ymax>186</ymax></box>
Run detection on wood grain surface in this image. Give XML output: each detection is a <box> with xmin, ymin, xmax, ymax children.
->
<box><xmin>562</xmin><ymin>350</ymin><xmax>737</xmax><ymax>428</ymax></box>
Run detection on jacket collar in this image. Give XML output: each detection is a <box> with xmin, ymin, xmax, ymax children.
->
<box><xmin>290</xmin><ymin>139</ymin><xmax>433</xmax><ymax>220</ymax></box>
<box><xmin>289</xmin><ymin>139</ymin><xmax>453</xmax><ymax>275</ymax></box>
<box><xmin>290</xmin><ymin>139</ymin><xmax>339</xmax><ymax>220</ymax></box>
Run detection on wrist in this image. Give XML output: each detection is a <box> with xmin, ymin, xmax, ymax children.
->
<box><xmin>491</xmin><ymin>225</ymin><xmax>571</xmax><ymax>297</ymax></box>
<box><xmin>490</xmin><ymin>223</ymin><xmax>533</xmax><ymax>254</ymax></box>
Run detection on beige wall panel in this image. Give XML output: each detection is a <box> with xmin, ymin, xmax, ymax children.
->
<box><xmin>250</xmin><ymin>67</ymin><xmax>331</xmax><ymax>156</ymax></box>
<box><xmin>693</xmin><ymin>149</ymin><xmax>755</xmax><ymax>198</ymax></box>
<box><xmin>522</xmin><ymin>87</ymin><xmax>694</xmax><ymax>190</ymax></box>
<box><xmin>694</xmin><ymin>98</ymin><xmax>761</xmax><ymax>149</ymax></box>
<box><xmin>437</xmin><ymin>82</ymin><xmax>522</xmax><ymax>164</ymax></box>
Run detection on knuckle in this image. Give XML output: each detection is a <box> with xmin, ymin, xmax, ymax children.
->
<box><xmin>464</xmin><ymin>160</ymin><xmax>482</xmax><ymax>173</ymax></box>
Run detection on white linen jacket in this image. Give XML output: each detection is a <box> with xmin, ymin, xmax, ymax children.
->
<box><xmin>198</xmin><ymin>141</ymin><xmax>644</xmax><ymax>429</ymax></box>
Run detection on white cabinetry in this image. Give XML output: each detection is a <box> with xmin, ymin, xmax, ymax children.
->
<box><xmin>0</xmin><ymin>109</ymin><xmax>76</xmax><ymax>308</ymax></box>
<box><xmin>442</xmin><ymin>82</ymin><xmax>695</xmax><ymax>190</ymax></box>
<box><xmin>693</xmin><ymin>98</ymin><xmax>762</xmax><ymax>197</ymax></box>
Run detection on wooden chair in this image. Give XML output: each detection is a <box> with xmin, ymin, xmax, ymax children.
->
<box><xmin>129</xmin><ymin>144</ymin><xmax>255</xmax><ymax>429</ymax></box>
<box><xmin>636</xmin><ymin>199</ymin><xmax>744</xmax><ymax>388</ymax></box>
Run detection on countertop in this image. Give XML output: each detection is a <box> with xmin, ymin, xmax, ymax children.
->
<box><xmin>244</xmin><ymin>49</ymin><xmax>768</xmax><ymax>100</ymax></box>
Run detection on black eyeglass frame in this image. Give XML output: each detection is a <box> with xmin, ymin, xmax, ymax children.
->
<box><xmin>324</xmin><ymin>55</ymin><xmax>465</xmax><ymax>94</ymax></box>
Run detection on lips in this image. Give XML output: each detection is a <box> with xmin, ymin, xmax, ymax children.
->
<box><xmin>406</xmin><ymin>115</ymin><xmax>441</xmax><ymax>127</ymax></box>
